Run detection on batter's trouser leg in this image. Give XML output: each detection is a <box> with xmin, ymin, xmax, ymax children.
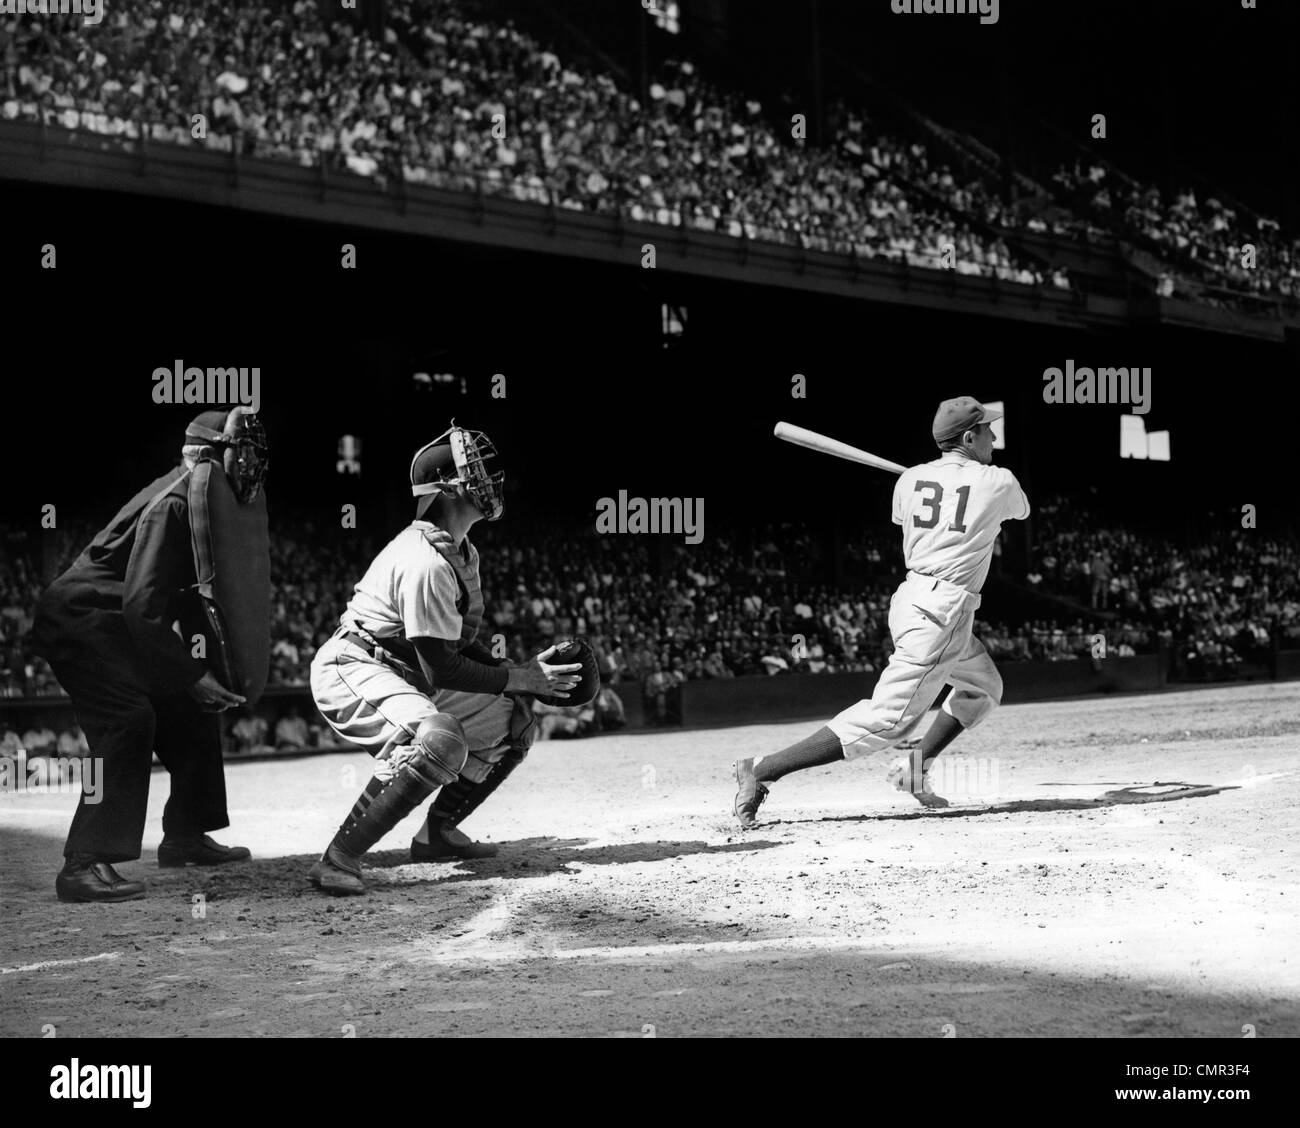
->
<box><xmin>827</xmin><ymin>653</ymin><xmax>948</xmax><ymax>759</ymax></box>
<box><xmin>939</xmin><ymin>633</ymin><xmax>1002</xmax><ymax>730</ymax></box>
<box><xmin>828</xmin><ymin>611</ymin><xmax>973</xmax><ymax>760</ymax></box>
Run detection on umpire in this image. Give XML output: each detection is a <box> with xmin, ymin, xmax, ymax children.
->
<box><xmin>30</xmin><ymin>410</ymin><xmax>265</xmax><ymax>902</ymax></box>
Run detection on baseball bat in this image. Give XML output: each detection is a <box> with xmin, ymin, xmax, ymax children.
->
<box><xmin>773</xmin><ymin>422</ymin><xmax>907</xmax><ymax>476</ymax></box>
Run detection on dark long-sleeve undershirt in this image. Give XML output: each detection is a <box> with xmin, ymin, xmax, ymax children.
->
<box><xmin>411</xmin><ymin>636</ymin><xmax>509</xmax><ymax>695</ymax></box>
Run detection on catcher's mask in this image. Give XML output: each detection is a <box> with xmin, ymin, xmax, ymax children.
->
<box><xmin>410</xmin><ymin>422</ymin><xmax>504</xmax><ymax>521</ymax></box>
<box><xmin>184</xmin><ymin>407</ymin><xmax>270</xmax><ymax>504</ymax></box>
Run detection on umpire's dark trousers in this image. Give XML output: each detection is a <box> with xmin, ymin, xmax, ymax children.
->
<box><xmin>48</xmin><ymin>655</ymin><xmax>229</xmax><ymax>863</ymax></box>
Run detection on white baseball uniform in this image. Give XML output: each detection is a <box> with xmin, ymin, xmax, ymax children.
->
<box><xmin>310</xmin><ymin>521</ymin><xmax>513</xmax><ymax>774</ymax></box>
<box><xmin>827</xmin><ymin>453</ymin><xmax>1030</xmax><ymax>758</ymax></box>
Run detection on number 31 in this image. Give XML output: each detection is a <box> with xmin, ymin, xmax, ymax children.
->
<box><xmin>913</xmin><ymin>481</ymin><xmax>970</xmax><ymax>533</ymax></box>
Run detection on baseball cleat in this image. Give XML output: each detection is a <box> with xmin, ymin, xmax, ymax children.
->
<box><xmin>308</xmin><ymin>848</ymin><xmax>367</xmax><ymax>895</ymax></box>
<box><xmin>886</xmin><ymin>755</ymin><xmax>950</xmax><ymax>809</ymax></box>
<box><xmin>733</xmin><ymin>758</ymin><xmax>770</xmax><ymax>827</ymax></box>
<box><xmin>410</xmin><ymin>821</ymin><xmax>499</xmax><ymax>861</ymax></box>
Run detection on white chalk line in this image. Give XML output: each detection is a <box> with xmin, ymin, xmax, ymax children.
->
<box><xmin>2</xmin><ymin>951</ymin><xmax>121</xmax><ymax>975</ymax></box>
<box><xmin>417</xmin><ymin>926</ymin><xmax>927</xmax><ymax>965</ymax></box>
<box><xmin>543</xmin><ymin>935</ymin><xmax>913</xmax><ymax>962</ymax></box>
<box><xmin>410</xmin><ymin>886</ymin><xmax>542</xmax><ymax>963</ymax></box>
<box><xmin>453</xmin><ymin>888</ymin><xmax>520</xmax><ymax>946</ymax></box>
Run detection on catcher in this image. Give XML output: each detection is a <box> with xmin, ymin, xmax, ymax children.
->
<box><xmin>308</xmin><ymin>423</ymin><xmax>598</xmax><ymax>895</ymax></box>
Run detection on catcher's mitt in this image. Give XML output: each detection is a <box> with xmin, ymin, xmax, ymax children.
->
<box><xmin>535</xmin><ymin>637</ymin><xmax>600</xmax><ymax>708</ymax></box>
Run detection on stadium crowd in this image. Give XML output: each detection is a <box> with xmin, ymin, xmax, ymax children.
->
<box><xmin>1026</xmin><ymin>496</ymin><xmax>1300</xmax><ymax>680</ymax></box>
<box><xmin>5</xmin><ymin>3</ymin><xmax>1297</xmax><ymax>298</ymax></box>
<box><xmin>4</xmin><ymin>501</ymin><xmax>1297</xmax><ymax>706</ymax></box>
<box><xmin>3</xmin><ymin>501</ymin><xmax>1296</xmax><ymax>752</ymax></box>
<box><xmin>1051</xmin><ymin>161</ymin><xmax>1300</xmax><ymax>302</ymax></box>
<box><xmin>3</xmin><ymin>0</ymin><xmax>1062</xmax><ymax>284</ymax></box>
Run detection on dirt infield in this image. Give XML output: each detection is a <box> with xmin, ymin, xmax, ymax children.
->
<box><xmin>2</xmin><ymin>682</ymin><xmax>1298</xmax><ymax>1038</ymax></box>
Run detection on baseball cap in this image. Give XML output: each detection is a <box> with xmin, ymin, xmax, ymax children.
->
<box><xmin>932</xmin><ymin>396</ymin><xmax>1003</xmax><ymax>443</ymax></box>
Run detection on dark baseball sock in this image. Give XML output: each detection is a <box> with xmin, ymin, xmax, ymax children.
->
<box><xmin>919</xmin><ymin>712</ymin><xmax>965</xmax><ymax>764</ymax></box>
<box><xmin>754</xmin><ymin>725</ymin><xmax>845</xmax><ymax>783</ymax></box>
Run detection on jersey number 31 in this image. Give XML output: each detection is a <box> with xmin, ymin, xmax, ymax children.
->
<box><xmin>913</xmin><ymin>481</ymin><xmax>971</xmax><ymax>533</ymax></box>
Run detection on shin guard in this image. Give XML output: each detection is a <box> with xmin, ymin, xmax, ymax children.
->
<box><xmin>328</xmin><ymin>760</ymin><xmax>442</xmax><ymax>870</ymax></box>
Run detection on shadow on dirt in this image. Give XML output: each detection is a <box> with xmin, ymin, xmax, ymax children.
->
<box><xmin>366</xmin><ymin>835</ymin><xmax>785</xmax><ymax>881</ymax></box>
<box><xmin>0</xmin><ymin>825</ymin><xmax>785</xmax><ymax>905</ymax></box>
<box><xmin>784</xmin><ymin>782</ymin><xmax>1238</xmax><ymax>826</ymax></box>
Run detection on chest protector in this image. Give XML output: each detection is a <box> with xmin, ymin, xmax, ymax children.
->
<box><xmin>188</xmin><ymin>458</ymin><xmax>271</xmax><ymax>703</ymax></box>
<box><xmin>421</xmin><ymin>526</ymin><xmax>484</xmax><ymax>649</ymax></box>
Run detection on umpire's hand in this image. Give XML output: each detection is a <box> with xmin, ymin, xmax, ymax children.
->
<box><xmin>188</xmin><ymin>671</ymin><xmax>247</xmax><ymax>712</ymax></box>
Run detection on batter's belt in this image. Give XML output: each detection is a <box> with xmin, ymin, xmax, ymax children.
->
<box><xmin>903</xmin><ymin>571</ymin><xmax>981</xmax><ymax>628</ymax></box>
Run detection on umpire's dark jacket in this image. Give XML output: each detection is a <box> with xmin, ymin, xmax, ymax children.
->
<box><xmin>32</xmin><ymin>467</ymin><xmax>230</xmax><ymax>861</ymax></box>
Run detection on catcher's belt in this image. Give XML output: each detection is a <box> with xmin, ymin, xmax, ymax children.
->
<box><xmin>339</xmin><ymin>628</ymin><xmax>437</xmax><ymax>696</ymax></box>
<box><xmin>184</xmin><ymin>456</ymin><xmax>271</xmax><ymax>703</ymax></box>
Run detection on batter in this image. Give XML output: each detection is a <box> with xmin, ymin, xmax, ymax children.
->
<box><xmin>734</xmin><ymin>396</ymin><xmax>1030</xmax><ymax>823</ymax></box>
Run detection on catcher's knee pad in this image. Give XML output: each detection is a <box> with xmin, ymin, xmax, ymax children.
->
<box><xmin>407</xmin><ymin>714</ymin><xmax>468</xmax><ymax>788</ymax></box>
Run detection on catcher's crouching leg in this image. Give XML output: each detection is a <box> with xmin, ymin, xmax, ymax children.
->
<box><xmin>309</xmin><ymin>715</ymin><xmax>468</xmax><ymax>895</ymax></box>
<box><xmin>411</xmin><ymin>695</ymin><xmax>537</xmax><ymax>862</ymax></box>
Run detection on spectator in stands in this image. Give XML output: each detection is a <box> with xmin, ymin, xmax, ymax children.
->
<box><xmin>534</xmin><ymin>699</ymin><xmax>598</xmax><ymax>740</ymax></box>
<box><xmin>274</xmin><ymin>705</ymin><xmax>310</xmax><ymax>751</ymax></box>
<box><xmin>229</xmin><ymin>711</ymin><xmax>269</xmax><ymax>755</ymax></box>
<box><xmin>21</xmin><ymin>723</ymin><xmax>56</xmax><ymax>757</ymax></box>
<box><xmin>593</xmin><ymin>679</ymin><xmax>626</xmax><ymax>732</ymax></box>
<box><xmin>57</xmin><ymin>725</ymin><xmax>89</xmax><ymax>758</ymax></box>
<box><xmin>1089</xmin><ymin>549</ymin><xmax>1111</xmax><ymax>610</ymax></box>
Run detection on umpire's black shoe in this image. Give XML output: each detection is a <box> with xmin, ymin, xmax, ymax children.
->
<box><xmin>56</xmin><ymin>855</ymin><xmax>146</xmax><ymax>903</ymax></box>
<box><xmin>157</xmin><ymin>834</ymin><xmax>252</xmax><ymax>868</ymax></box>
<box><xmin>410</xmin><ymin>820</ymin><xmax>499</xmax><ymax>861</ymax></box>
